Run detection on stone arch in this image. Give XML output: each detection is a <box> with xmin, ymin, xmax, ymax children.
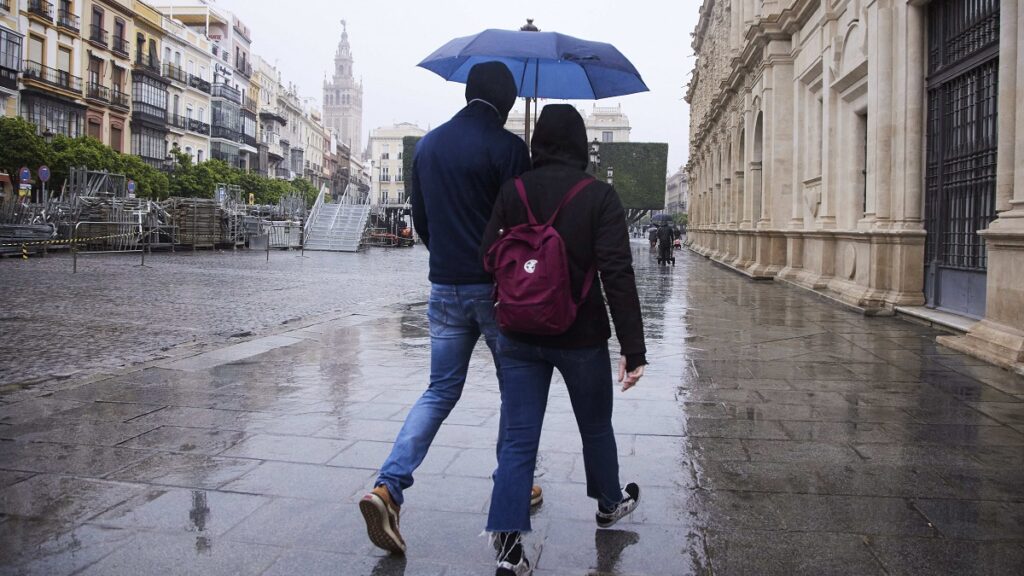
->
<box><xmin>752</xmin><ymin>111</ymin><xmax>764</xmax><ymax>223</ymax></box>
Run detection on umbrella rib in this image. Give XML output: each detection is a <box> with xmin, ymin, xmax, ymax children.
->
<box><xmin>580</xmin><ymin>64</ymin><xmax>598</xmax><ymax>100</ymax></box>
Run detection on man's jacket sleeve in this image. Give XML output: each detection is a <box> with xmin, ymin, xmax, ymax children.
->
<box><xmin>409</xmin><ymin>154</ymin><xmax>429</xmax><ymax>249</ymax></box>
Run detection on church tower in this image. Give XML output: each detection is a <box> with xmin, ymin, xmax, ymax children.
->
<box><xmin>323</xmin><ymin>20</ymin><xmax>364</xmax><ymax>156</ymax></box>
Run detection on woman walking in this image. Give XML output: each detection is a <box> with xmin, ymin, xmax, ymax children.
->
<box><xmin>481</xmin><ymin>104</ymin><xmax>647</xmax><ymax>576</ymax></box>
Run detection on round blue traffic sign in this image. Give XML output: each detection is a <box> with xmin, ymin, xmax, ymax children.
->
<box><xmin>127</xmin><ymin>180</ymin><xmax>136</xmax><ymax>193</ymax></box>
<box><xmin>19</xmin><ymin>166</ymin><xmax>31</xmax><ymax>183</ymax></box>
<box><xmin>38</xmin><ymin>165</ymin><xmax>50</xmax><ymax>183</ymax></box>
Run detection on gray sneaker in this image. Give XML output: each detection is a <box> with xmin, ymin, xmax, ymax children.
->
<box><xmin>596</xmin><ymin>483</ymin><xmax>640</xmax><ymax>529</ymax></box>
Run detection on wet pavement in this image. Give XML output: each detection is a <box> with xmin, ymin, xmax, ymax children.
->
<box><xmin>1</xmin><ymin>244</ymin><xmax>1023</xmax><ymax>575</ymax></box>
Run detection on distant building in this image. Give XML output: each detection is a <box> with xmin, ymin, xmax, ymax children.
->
<box><xmin>505</xmin><ymin>103</ymin><xmax>631</xmax><ymax>144</ymax></box>
<box><xmin>665</xmin><ymin>167</ymin><xmax>687</xmax><ymax>215</ymax></box>
<box><xmin>323</xmin><ymin>20</ymin><xmax>363</xmax><ymax>157</ymax></box>
<box><xmin>367</xmin><ymin>122</ymin><xmax>425</xmax><ymax>206</ymax></box>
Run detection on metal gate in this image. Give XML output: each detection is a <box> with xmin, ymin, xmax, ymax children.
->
<box><xmin>924</xmin><ymin>0</ymin><xmax>1000</xmax><ymax>318</ymax></box>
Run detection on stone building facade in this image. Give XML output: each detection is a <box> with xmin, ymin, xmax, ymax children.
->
<box><xmin>686</xmin><ymin>0</ymin><xmax>1024</xmax><ymax>373</ymax></box>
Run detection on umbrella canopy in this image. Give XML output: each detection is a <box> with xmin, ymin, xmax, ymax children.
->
<box><xmin>418</xmin><ymin>29</ymin><xmax>648</xmax><ymax>100</ymax></box>
<box><xmin>651</xmin><ymin>213</ymin><xmax>674</xmax><ymax>224</ymax></box>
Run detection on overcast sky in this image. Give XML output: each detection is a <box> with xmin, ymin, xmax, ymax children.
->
<box><xmin>164</xmin><ymin>0</ymin><xmax>699</xmax><ymax>171</ymax></box>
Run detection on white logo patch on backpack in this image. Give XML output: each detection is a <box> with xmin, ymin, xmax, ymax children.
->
<box><xmin>524</xmin><ymin>260</ymin><xmax>538</xmax><ymax>274</ymax></box>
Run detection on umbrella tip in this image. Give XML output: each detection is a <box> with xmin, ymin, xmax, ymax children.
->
<box><xmin>519</xmin><ymin>18</ymin><xmax>539</xmax><ymax>32</ymax></box>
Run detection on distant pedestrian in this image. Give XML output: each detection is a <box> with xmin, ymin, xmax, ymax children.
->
<box><xmin>358</xmin><ymin>62</ymin><xmax>538</xmax><ymax>555</ymax></box>
<box><xmin>481</xmin><ymin>104</ymin><xmax>646</xmax><ymax>576</ymax></box>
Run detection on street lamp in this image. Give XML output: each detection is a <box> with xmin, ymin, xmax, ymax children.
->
<box><xmin>589</xmin><ymin>139</ymin><xmax>601</xmax><ymax>173</ymax></box>
<box><xmin>606</xmin><ymin>166</ymin><xmax>614</xmax><ymax>187</ymax></box>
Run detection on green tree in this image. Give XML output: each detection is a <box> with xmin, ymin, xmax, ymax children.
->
<box><xmin>289</xmin><ymin>178</ymin><xmax>319</xmax><ymax>206</ymax></box>
<box><xmin>0</xmin><ymin>117</ymin><xmax>53</xmax><ymax>183</ymax></box>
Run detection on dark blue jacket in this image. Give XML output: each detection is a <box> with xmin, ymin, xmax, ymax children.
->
<box><xmin>410</xmin><ymin>102</ymin><xmax>530</xmax><ymax>284</ymax></box>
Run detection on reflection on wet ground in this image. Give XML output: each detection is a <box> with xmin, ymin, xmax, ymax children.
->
<box><xmin>1</xmin><ymin>244</ymin><xmax>1023</xmax><ymax>575</ymax></box>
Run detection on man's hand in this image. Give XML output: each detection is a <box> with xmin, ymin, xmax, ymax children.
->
<box><xmin>617</xmin><ymin>356</ymin><xmax>644</xmax><ymax>392</ymax></box>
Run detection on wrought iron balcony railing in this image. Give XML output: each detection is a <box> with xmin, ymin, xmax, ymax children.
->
<box><xmin>187</xmin><ymin>118</ymin><xmax>211</xmax><ymax>135</ymax></box>
<box><xmin>162</xmin><ymin>63</ymin><xmax>187</xmax><ymax>84</ymax></box>
<box><xmin>0</xmin><ymin>0</ymin><xmax>11</xmax><ymax>12</ymax></box>
<box><xmin>0</xmin><ymin>67</ymin><xmax>16</xmax><ymax>91</ymax></box>
<box><xmin>242</xmin><ymin>96</ymin><xmax>257</xmax><ymax>114</ymax></box>
<box><xmin>89</xmin><ymin>24</ymin><xmax>108</xmax><ymax>47</ymax></box>
<box><xmin>86</xmin><ymin>82</ymin><xmax>110</xmax><ymax>102</ymax></box>
<box><xmin>132</xmin><ymin>104</ymin><xmax>167</xmax><ymax>125</ymax></box>
<box><xmin>111</xmin><ymin>37</ymin><xmax>130</xmax><ymax>57</ymax></box>
<box><xmin>210</xmin><ymin>82</ymin><xmax>241</xmax><ymax>104</ymax></box>
<box><xmin>168</xmin><ymin>113</ymin><xmax>189</xmax><ymax>131</ymax></box>
<box><xmin>187</xmin><ymin>74</ymin><xmax>211</xmax><ymax>94</ymax></box>
<box><xmin>110</xmin><ymin>89</ymin><xmax>130</xmax><ymax>109</ymax></box>
<box><xmin>28</xmin><ymin>0</ymin><xmax>53</xmax><ymax>21</ymax></box>
<box><xmin>211</xmin><ymin>125</ymin><xmax>240</xmax><ymax>141</ymax></box>
<box><xmin>240</xmin><ymin>133</ymin><xmax>257</xmax><ymax>147</ymax></box>
<box><xmin>135</xmin><ymin>53</ymin><xmax>160</xmax><ymax>73</ymax></box>
<box><xmin>57</xmin><ymin>9</ymin><xmax>79</xmax><ymax>31</ymax></box>
<box><xmin>23</xmin><ymin>60</ymin><xmax>82</xmax><ymax>93</ymax></box>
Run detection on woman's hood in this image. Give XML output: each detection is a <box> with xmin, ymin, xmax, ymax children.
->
<box><xmin>530</xmin><ymin>104</ymin><xmax>589</xmax><ymax>171</ymax></box>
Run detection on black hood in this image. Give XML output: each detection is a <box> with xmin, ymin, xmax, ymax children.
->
<box><xmin>465</xmin><ymin>62</ymin><xmax>517</xmax><ymax>124</ymax></box>
<box><xmin>531</xmin><ymin>104</ymin><xmax>589</xmax><ymax>170</ymax></box>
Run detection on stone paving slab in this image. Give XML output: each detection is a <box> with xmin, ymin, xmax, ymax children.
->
<box><xmin>1</xmin><ymin>246</ymin><xmax>1024</xmax><ymax>574</ymax></box>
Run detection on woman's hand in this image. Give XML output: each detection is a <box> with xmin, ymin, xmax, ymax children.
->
<box><xmin>617</xmin><ymin>357</ymin><xmax>645</xmax><ymax>392</ymax></box>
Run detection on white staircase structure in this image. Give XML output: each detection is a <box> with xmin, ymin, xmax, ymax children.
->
<box><xmin>302</xmin><ymin>185</ymin><xmax>371</xmax><ymax>252</ymax></box>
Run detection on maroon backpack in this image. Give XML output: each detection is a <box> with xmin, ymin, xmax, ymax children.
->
<box><xmin>484</xmin><ymin>177</ymin><xmax>596</xmax><ymax>335</ymax></box>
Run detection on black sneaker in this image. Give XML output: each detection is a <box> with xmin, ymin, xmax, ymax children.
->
<box><xmin>495</xmin><ymin>531</ymin><xmax>532</xmax><ymax>576</ymax></box>
<box><xmin>596</xmin><ymin>483</ymin><xmax>640</xmax><ymax>529</ymax></box>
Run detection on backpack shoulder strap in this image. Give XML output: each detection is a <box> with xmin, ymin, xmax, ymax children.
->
<box><xmin>545</xmin><ymin>177</ymin><xmax>596</xmax><ymax>227</ymax></box>
<box><xmin>513</xmin><ymin>178</ymin><xmax>539</xmax><ymax>226</ymax></box>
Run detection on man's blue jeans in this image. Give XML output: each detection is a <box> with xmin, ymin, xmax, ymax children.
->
<box><xmin>376</xmin><ymin>283</ymin><xmax>502</xmax><ymax>506</ymax></box>
<box><xmin>486</xmin><ymin>335</ymin><xmax>622</xmax><ymax>533</ymax></box>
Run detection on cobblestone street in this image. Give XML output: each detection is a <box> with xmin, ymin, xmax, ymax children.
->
<box><xmin>1</xmin><ymin>244</ymin><xmax>1023</xmax><ymax>575</ymax></box>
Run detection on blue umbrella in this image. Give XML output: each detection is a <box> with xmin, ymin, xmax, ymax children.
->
<box><xmin>418</xmin><ymin>28</ymin><xmax>649</xmax><ymax>100</ymax></box>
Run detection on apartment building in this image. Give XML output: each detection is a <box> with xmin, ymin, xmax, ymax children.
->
<box><xmin>18</xmin><ymin>0</ymin><xmax>87</xmax><ymax>138</ymax></box>
<box><xmin>367</xmin><ymin>122</ymin><xmax>425</xmax><ymax>206</ymax></box>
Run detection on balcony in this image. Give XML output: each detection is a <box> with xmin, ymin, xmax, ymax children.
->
<box><xmin>135</xmin><ymin>53</ymin><xmax>160</xmax><ymax>74</ymax></box>
<box><xmin>88</xmin><ymin>25</ymin><xmax>108</xmax><ymax>47</ymax></box>
<box><xmin>187</xmin><ymin>118</ymin><xmax>210</xmax><ymax>135</ymax></box>
<box><xmin>86</xmin><ymin>82</ymin><xmax>110</xmax><ymax>103</ymax></box>
<box><xmin>210</xmin><ymin>83</ymin><xmax>241</xmax><ymax>104</ymax></box>
<box><xmin>187</xmin><ymin>74</ymin><xmax>210</xmax><ymax>94</ymax></box>
<box><xmin>132</xmin><ymin>99</ymin><xmax>166</xmax><ymax>125</ymax></box>
<box><xmin>242</xmin><ymin>96</ymin><xmax>257</xmax><ymax>115</ymax></box>
<box><xmin>57</xmin><ymin>9</ymin><xmax>79</xmax><ymax>32</ymax></box>
<box><xmin>168</xmin><ymin>113</ymin><xmax>188</xmax><ymax>131</ymax></box>
<box><xmin>259</xmin><ymin>108</ymin><xmax>287</xmax><ymax>126</ymax></box>
<box><xmin>162</xmin><ymin>63</ymin><xmax>187</xmax><ymax>85</ymax></box>
<box><xmin>0</xmin><ymin>1</ymin><xmax>9</xmax><ymax>12</ymax></box>
<box><xmin>275</xmin><ymin>167</ymin><xmax>291</xmax><ymax>179</ymax></box>
<box><xmin>0</xmin><ymin>62</ymin><xmax>16</xmax><ymax>91</ymax></box>
<box><xmin>22</xmin><ymin>61</ymin><xmax>82</xmax><ymax>94</ymax></box>
<box><xmin>235</xmin><ymin>58</ymin><xmax>252</xmax><ymax>79</ymax></box>
<box><xmin>240</xmin><ymin>133</ymin><xmax>257</xmax><ymax>147</ymax></box>
<box><xmin>211</xmin><ymin>125</ymin><xmax>240</xmax><ymax>141</ymax></box>
<box><xmin>110</xmin><ymin>89</ymin><xmax>129</xmax><ymax>109</ymax></box>
<box><xmin>111</xmin><ymin>37</ymin><xmax>130</xmax><ymax>58</ymax></box>
<box><xmin>27</xmin><ymin>0</ymin><xmax>53</xmax><ymax>22</ymax></box>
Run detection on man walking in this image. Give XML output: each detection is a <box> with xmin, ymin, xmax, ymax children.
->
<box><xmin>359</xmin><ymin>62</ymin><xmax>533</xmax><ymax>555</ymax></box>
